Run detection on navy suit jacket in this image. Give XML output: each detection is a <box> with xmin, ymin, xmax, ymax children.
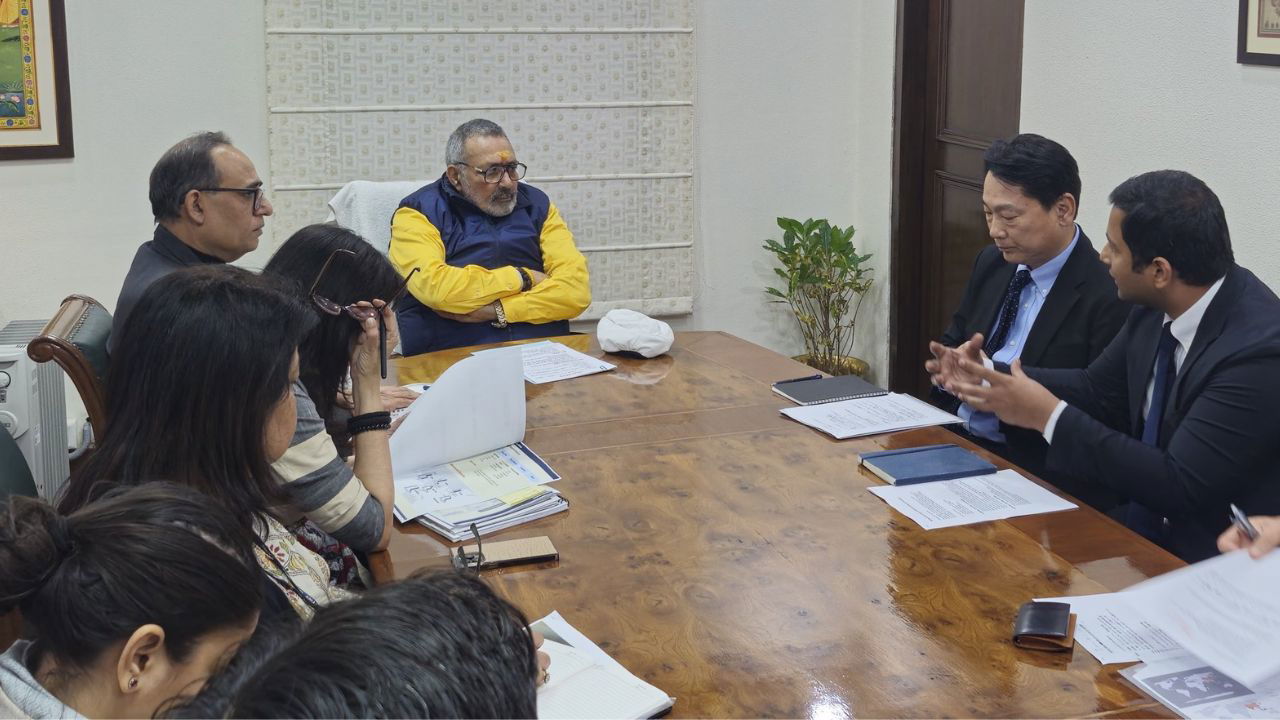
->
<box><xmin>1028</xmin><ymin>265</ymin><xmax>1280</xmax><ymax>561</ymax></box>
<box><xmin>937</xmin><ymin>233</ymin><xmax>1130</xmax><ymax>494</ymax></box>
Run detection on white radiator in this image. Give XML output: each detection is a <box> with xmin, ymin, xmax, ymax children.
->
<box><xmin>0</xmin><ymin>320</ymin><xmax>70</xmax><ymax>501</ymax></box>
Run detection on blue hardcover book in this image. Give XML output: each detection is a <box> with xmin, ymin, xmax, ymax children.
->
<box><xmin>858</xmin><ymin>443</ymin><xmax>995</xmax><ymax>485</ymax></box>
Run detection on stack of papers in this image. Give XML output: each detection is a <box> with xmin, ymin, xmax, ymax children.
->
<box><xmin>1038</xmin><ymin>549</ymin><xmax>1280</xmax><ymax>718</ymax></box>
<box><xmin>867</xmin><ymin>469</ymin><xmax>1077</xmax><ymax>529</ymax></box>
<box><xmin>393</xmin><ymin>443</ymin><xmax>567</xmax><ymax>541</ymax></box>
<box><xmin>1121</xmin><ymin>652</ymin><xmax>1280</xmax><ymax>719</ymax></box>
<box><xmin>476</xmin><ymin>340</ymin><xmax>616</xmax><ymax>384</ymax></box>
<box><xmin>531</xmin><ymin>611</ymin><xmax>674</xmax><ymax>719</ymax></box>
<box><xmin>781</xmin><ymin>392</ymin><xmax>961</xmax><ymax>439</ymax></box>
<box><xmin>390</xmin><ymin>348</ymin><xmax>569</xmax><ymax>540</ymax></box>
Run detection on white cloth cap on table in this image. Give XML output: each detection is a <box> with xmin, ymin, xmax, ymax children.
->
<box><xmin>596</xmin><ymin>309</ymin><xmax>674</xmax><ymax>358</ymax></box>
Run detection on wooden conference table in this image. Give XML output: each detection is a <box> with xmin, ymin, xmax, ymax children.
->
<box><xmin>374</xmin><ymin>331</ymin><xmax>1182</xmax><ymax>719</ymax></box>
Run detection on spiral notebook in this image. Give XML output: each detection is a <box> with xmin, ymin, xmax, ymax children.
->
<box><xmin>772</xmin><ymin>374</ymin><xmax>888</xmax><ymax>405</ymax></box>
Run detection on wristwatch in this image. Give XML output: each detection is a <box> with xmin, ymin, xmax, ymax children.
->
<box><xmin>491</xmin><ymin>301</ymin><xmax>509</xmax><ymax>328</ymax></box>
<box><xmin>518</xmin><ymin>267</ymin><xmax>533</xmax><ymax>292</ymax></box>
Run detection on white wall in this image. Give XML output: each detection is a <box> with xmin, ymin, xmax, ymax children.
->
<box><xmin>1</xmin><ymin>0</ymin><xmax>901</xmax><ymax>383</ymax></box>
<box><xmin>0</xmin><ymin>0</ymin><xmax>268</xmax><ymax>327</ymax></box>
<box><xmin>1022</xmin><ymin>1</ymin><xmax>1280</xmax><ymax>285</ymax></box>
<box><xmin>692</xmin><ymin>0</ymin><xmax>897</xmax><ymax>383</ymax></box>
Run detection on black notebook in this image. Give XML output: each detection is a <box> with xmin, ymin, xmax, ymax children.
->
<box><xmin>771</xmin><ymin>374</ymin><xmax>888</xmax><ymax>405</ymax></box>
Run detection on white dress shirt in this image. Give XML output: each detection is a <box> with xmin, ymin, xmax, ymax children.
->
<box><xmin>1042</xmin><ymin>275</ymin><xmax>1226</xmax><ymax>442</ymax></box>
<box><xmin>960</xmin><ymin>226</ymin><xmax>1081</xmax><ymax>442</ymax></box>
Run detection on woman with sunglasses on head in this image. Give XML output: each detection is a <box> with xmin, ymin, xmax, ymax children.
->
<box><xmin>260</xmin><ymin>223</ymin><xmax>416</xmax><ymax>581</ymax></box>
<box><xmin>60</xmin><ymin>265</ymin><xmax>357</xmax><ymax>619</ymax></box>
<box><xmin>1</xmin><ymin>483</ymin><xmax>261</xmax><ymax>719</ymax></box>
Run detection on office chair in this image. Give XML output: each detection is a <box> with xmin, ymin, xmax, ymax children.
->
<box><xmin>27</xmin><ymin>294</ymin><xmax>111</xmax><ymax>443</ymax></box>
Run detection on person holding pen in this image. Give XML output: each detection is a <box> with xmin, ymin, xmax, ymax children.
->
<box><xmin>1219</xmin><ymin>515</ymin><xmax>1280</xmax><ymax>558</ymax></box>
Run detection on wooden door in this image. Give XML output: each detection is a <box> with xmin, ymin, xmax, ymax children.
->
<box><xmin>889</xmin><ymin>0</ymin><xmax>1024</xmax><ymax>397</ymax></box>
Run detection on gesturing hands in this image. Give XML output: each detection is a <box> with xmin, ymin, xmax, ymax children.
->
<box><xmin>926</xmin><ymin>333</ymin><xmax>986</xmax><ymax>391</ymax></box>
<box><xmin>924</xmin><ymin>332</ymin><xmax>1061</xmax><ymax>433</ymax></box>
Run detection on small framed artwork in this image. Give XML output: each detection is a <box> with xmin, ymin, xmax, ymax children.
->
<box><xmin>0</xmin><ymin>0</ymin><xmax>73</xmax><ymax>160</ymax></box>
<box><xmin>1239</xmin><ymin>0</ymin><xmax>1280</xmax><ymax>67</ymax></box>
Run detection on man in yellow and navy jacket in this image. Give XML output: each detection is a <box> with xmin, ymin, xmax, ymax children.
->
<box><xmin>389</xmin><ymin>119</ymin><xmax>591</xmax><ymax>355</ymax></box>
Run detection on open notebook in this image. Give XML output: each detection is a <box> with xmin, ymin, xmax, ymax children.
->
<box><xmin>533</xmin><ymin>611</ymin><xmax>674</xmax><ymax>720</ymax></box>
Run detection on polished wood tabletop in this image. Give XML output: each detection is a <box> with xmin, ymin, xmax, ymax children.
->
<box><xmin>377</xmin><ymin>331</ymin><xmax>1181</xmax><ymax>718</ymax></box>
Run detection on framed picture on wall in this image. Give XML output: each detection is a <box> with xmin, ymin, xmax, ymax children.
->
<box><xmin>0</xmin><ymin>0</ymin><xmax>73</xmax><ymax>160</ymax></box>
<box><xmin>1239</xmin><ymin>0</ymin><xmax>1280</xmax><ymax>67</ymax></box>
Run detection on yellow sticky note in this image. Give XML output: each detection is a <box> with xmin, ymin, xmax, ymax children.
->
<box><xmin>499</xmin><ymin>485</ymin><xmax>549</xmax><ymax>506</ymax></box>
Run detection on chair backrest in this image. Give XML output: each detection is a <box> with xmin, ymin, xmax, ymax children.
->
<box><xmin>26</xmin><ymin>294</ymin><xmax>111</xmax><ymax>443</ymax></box>
<box><xmin>326</xmin><ymin>179</ymin><xmax>429</xmax><ymax>255</ymax></box>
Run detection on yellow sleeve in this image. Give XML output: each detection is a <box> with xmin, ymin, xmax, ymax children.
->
<box><xmin>388</xmin><ymin>206</ymin><xmax>523</xmax><ymax>314</ymax></box>
<box><xmin>501</xmin><ymin>203</ymin><xmax>592</xmax><ymax>324</ymax></box>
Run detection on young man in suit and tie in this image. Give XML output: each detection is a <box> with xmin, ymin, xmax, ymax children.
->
<box><xmin>932</xmin><ymin>170</ymin><xmax>1280</xmax><ymax>562</ymax></box>
<box><xmin>933</xmin><ymin>133</ymin><xmax>1129</xmax><ymax>508</ymax></box>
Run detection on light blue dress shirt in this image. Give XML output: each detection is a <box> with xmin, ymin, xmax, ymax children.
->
<box><xmin>959</xmin><ymin>225</ymin><xmax>1081</xmax><ymax>442</ymax></box>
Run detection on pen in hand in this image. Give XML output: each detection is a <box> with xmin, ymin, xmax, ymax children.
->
<box><xmin>378</xmin><ymin>311</ymin><xmax>388</xmax><ymax>379</ymax></box>
<box><xmin>1231</xmin><ymin>503</ymin><xmax>1260</xmax><ymax>542</ymax></box>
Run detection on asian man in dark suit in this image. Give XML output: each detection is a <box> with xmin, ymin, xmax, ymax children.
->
<box><xmin>932</xmin><ymin>170</ymin><xmax>1280</xmax><ymax>562</ymax></box>
<box><xmin>934</xmin><ymin>134</ymin><xmax>1130</xmax><ymax>508</ymax></box>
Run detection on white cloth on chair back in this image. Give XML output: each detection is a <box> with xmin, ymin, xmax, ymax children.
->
<box><xmin>325</xmin><ymin>180</ymin><xmax>429</xmax><ymax>255</ymax></box>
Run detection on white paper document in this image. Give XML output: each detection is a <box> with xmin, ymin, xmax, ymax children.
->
<box><xmin>1035</xmin><ymin>592</ymin><xmax>1183</xmax><ymax>665</ymax></box>
<box><xmin>476</xmin><ymin>340</ymin><xmax>616</xmax><ymax>384</ymax></box>
<box><xmin>867</xmin><ymin>469</ymin><xmax>1077</xmax><ymax>529</ymax></box>
<box><xmin>781</xmin><ymin>392</ymin><xmax>962</xmax><ymax>439</ymax></box>
<box><xmin>388</xmin><ymin>349</ymin><xmax>525</xmax><ymax>474</ymax></box>
<box><xmin>530</xmin><ymin>612</ymin><xmax>674</xmax><ymax>720</ymax></box>
<box><xmin>393</xmin><ymin>442</ymin><xmax>560</xmax><ymax>521</ymax></box>
<box><xmin>1122</xmin><ymin>652</ymin><xmax>1280</xmax><ymax>719</ymax></box>
<box><xmin>392</xmin><ymin>442</ymin><xmax>567</xmax><ymax>541</ymax></box>
<box><xmin>1123</xmin><ymin>549</ymin><xmax>1280</xmax><ymax>688</ymax></box>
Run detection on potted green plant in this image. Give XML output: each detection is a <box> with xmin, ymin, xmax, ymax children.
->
<box><xmin>763</xmin><ymin>217</ymin><xmax>874</xmax><ymax>376</ymax></box>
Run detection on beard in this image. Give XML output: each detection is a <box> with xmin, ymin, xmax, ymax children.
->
<box><xmin>484</xmin><ymin>190</ymin><xmax>518</xmax><ymax>217</ymax></box>
<box><xmin>461</xmin><ymin>181</ymin><xmax>518</xmax><ymax>217</ymax></box>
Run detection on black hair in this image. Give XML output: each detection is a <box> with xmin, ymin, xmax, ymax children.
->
<box><xmin>167</xmin><ymin>570</ymin><xmax>538</xmax><ymax>719</ymax></box>
<box><xmin>149</xmin><ymin>131</ymin><xmax>232</xmax><ymax>221</ymax></box>
<box><xmin>0</xmin><ymin>483</ymin><xmax>260</xmax><ymax>677</ymax></box>
<box><xmin>263</xmin><ymin>223</ymin><xmax>403</xmax><ymax>421</ymax></box>
<box><xmin>983</xmin><ymin>133</ymin><xmax>1082</xmax><ymax>216</ymax></box>
<box><xmin>1108</xmin><ymin>169</ymin><xmax>1234</xmax><ymax>286</ymax></box>
<box><xmin>59</xmin><ymin>265</ymin><xmax>314</xmax><ymax>522</ymax></box>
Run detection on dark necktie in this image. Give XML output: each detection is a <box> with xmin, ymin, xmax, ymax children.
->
<box><xmin>984</xmin><ymin>269</ymin><xmax>1033</xmax><ymax>355</ymax></box>
<box><xmin>1142</xmin><ymin>322</ymin><xmax>1178</xmax><ymax>445</ymax></box>
<box><xmin>1126</xmin><ymin>322</ymin><xmax>1178</xmax><ymax>542</ymax></box>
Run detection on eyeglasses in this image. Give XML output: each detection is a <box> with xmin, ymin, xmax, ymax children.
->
<box><xmin>452</xmin><ymin>523</ymin><xmax>485</xmax><ymax>572</ymax></box>
<box><xmin>308</xmin><ymin>249</ymin><xmax>420</xmax><ymax>319</ymax></box>
<box><xmin>309</xmin><ymin>248</ymin><xmax>421</xmax><ymax>379</ymax></box>
<box><xmin>196</xmin><ymin>186</ymin><xmax>267</xmax><ymax>212</ymax></box>
<box><xmin>451</xmin><ymin>162</ymin><xmax>527</xmax><ymax>184</ymax></box>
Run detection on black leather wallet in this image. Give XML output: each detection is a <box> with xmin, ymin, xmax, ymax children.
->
<box><xmin>1012</xmin><ymin>601</ymin><xmax>1076</xmax><ymax>651</ymax></box>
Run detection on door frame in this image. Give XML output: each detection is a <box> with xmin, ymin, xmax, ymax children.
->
<box><xmin>888</xmin><ymin>0</ymin><xmax>932</xmax><ymax>393</ymax></box>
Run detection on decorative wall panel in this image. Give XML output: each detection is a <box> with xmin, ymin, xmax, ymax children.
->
<box><xmin>264</xmin><ymin>0</ymin><xmax>695</xmax><ymax>319</ymax></box>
